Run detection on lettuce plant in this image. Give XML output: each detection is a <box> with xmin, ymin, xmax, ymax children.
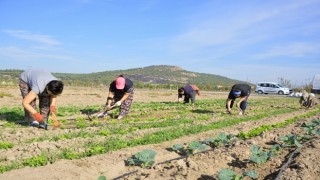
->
<box><xmin>217</xmin><ymin>168</ymin><xmax>257</xmax><ymax>180</ymax></box>
<box><xmin>171</xmin><ymin>141</ymin><xmax>208</xmax><ymax>156</ymax></box>
<box><xmin>202</xmin><ymin>133</ymin><xmax>235</xmax><ymax>147</ymax></box>
<box><xmin>250</xmin><ymin>145</ymin><xmax>274</xmax><ymax>165</ymax></box>
<box><xmin>125</xmin><ymin>149</ymin><xmax>157</xmax><ymax>168</ymax></box>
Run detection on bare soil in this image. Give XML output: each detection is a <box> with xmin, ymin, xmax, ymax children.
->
<box><xmin>0</xmin><ymin>86</ymin><xmax>319</xmax><ymax>180</ymax></box>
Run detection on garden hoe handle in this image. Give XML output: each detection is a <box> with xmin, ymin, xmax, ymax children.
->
<box><xmin>103</xmin><ymin>104</ymin><xmax>117</xmax><ymax>112</ymax></box>
<box><xmin>110</xmin><ymin>104</ymin><xmax>117</xmax><ymax>109</ymax></box>
<box><xmin>87</xmin><ymin>104</ymin><xmax>117</xmax><ymax>121</ymax></box>
<box><xmin>100</xmin><ymin>104</ymin><xmax>117</xmax><ymax>114</ymax></box>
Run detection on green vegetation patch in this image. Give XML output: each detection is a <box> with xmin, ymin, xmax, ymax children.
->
<box><xmin>0</xmin><ymin>92</ymin><xmax>13</xmax><ymax>98</ymax></box>
<box><xmin>0</xmin><ymin>141</ymin><xmax>13</xmax><ymax>149</ymax></box>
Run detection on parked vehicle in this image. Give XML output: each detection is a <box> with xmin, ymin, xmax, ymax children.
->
<box><xmin>255</xmin><ymin>82</ymin><xmax>292</xmax><ymax>95</ymax></box>
<box><xmin>311</xmin><ymin>74</ymin><xmax>320</xmax><ymax>94</ymax></box>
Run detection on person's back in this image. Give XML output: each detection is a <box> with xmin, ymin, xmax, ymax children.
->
<box><xmin>19</xmin><ymin>69</ymin><xmax>63</xmax><ymax>129</ymax></box>
<box><xmin>300</xmin><ymin>90</ymin><xmax>309</xmax><ymax>106</ymax></box>
<box><xmin>308</xmin><ymin>93</ymin><xmax>316</xmax><ymax>108</ymax></box>
<box><xmin>300</xmin><ymin>90</ymin><xmax>316</xmax><ymax>108</ymax></box>
<box><xmin>178</xmin><ymin>84</ymin><xmax>200</xmax><ymax>104</ymax></box>
<box><xmin>20</xmin><ymin>69</ymin><xmax>57</xmax><ymax>94</ymax></box>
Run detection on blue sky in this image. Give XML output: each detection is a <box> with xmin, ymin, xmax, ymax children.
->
<box><xmin>0</xmin><ymin>0</ymin><xmax>319</xmax><ymax>86</ymax></box>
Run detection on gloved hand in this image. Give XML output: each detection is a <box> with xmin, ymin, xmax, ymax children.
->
<box><xmin>106</xmin><ymin>105</ymin><xmax>112</xmax><ymax>111</ymax></box>
<box><xmin>50</xmin><ymin>106</ymin><xmax>56</xmax><ymax>114</ymax></box>
<box><xmin>51</xmin><ymin>111</ymin><xmax>60</xmax><ymax>128</ymax></box>
<box><xmin>33</xmin><ymin>112</ymin><xmax>43</xmax><ymax>123</ymax></box>
<box><xmin>115</xmin><ymin>101</ymin><xmax>122</xmax><ymax>106</ymax></box>
<box><xmin>53</xmin><ymin>120</ymin><xmax>60</xmax><ymax>128</ymax></box>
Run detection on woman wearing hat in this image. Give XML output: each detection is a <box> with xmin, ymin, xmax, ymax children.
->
<box><xmin>98</xmin><ymin>75</ymin><xmax>134</xmax><ymax>120</ymax></box>
<box><xmin>226</xmin><ymin>84</ymin><xmax>251</xmax><ymax>115</ymax></box>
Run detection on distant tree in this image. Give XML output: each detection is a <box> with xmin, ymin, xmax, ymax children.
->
<box><xmin>293</xmin><ymin>78</ymin><xmax>313</xmax><ymax>92</ymax></box>
<box><xmin>277</xmin><ymin>77</ymin><xmax>291</xmax><ymax>88</ymax></box>
<box><xmin>203</xmin><ymin>83</ymin><xmax>213</xmax><ymax>91</ymax></box>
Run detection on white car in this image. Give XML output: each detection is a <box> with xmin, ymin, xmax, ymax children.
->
<box><xmin>255</xmin><ymin>82</ymin><xmax>292</xmax><ymax>95</ymax></box>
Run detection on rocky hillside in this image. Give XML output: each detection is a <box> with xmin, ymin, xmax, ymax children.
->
<box><xmin>0</xmin><ymin>65</ymin><xmax>247</xmax><ymax>90</ymax></box>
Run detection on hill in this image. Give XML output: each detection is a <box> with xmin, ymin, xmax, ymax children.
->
<box><xmin>0</xmin><ymin>65</ymin><xmax>247</xmax><ymax>90</ymax></box>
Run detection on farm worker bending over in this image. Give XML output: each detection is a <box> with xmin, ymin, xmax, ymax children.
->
<box><xmin>226</xmin><ymin>84</ymin><xmax>251</xmax><ymax>115</ymax></box>
<box><xmin>19</xmin><ymin>69</ymin><xmax>64</xmax><ymax>129</ymax></box>
<box><xmin>299</xmin><ymin>90</ymin><xmax>316</xmax><ymax>109</ymax></box>
<box><xmin>178</xmin><ymin>84</ymin><xmax>200</xmax><ymax>105</ymax></box>
<box><xmin>98</xmin><ymin>75</ymin><xmax>134</xmax><ymax>120</ymax></box>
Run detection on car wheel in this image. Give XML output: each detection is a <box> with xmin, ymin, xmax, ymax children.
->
<box><xmin>257</xmin><ymin>90</ymin><xmax>263</xmax><ymax>94</ymax></box>
<box><xmin>278</xmin><ymin>91</ymin><xmax>284</xmax><ymax>95</ymax></box>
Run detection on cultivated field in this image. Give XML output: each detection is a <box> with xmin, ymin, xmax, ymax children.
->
<box><xmin>0</xmin><ymin>86</ymin><xmax>319</xmax><ymax>180</ymax></box>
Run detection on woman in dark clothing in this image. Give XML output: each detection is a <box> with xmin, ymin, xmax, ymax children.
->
<box><xmin>178</xmin><ymin>84</ymin><xmax>200</xmax><ymax>105</ymax></box>
<box><xmin>226</xmin><ymin>84</ymin><xmax>251</xmax><ymax>115</ymax></box>
<box><xmin>98</xmin><ymin>75</ymin><xmax>134</xmax><ymax>120</ymax></box>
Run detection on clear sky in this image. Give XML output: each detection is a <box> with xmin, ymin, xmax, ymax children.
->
<box><xmin>0</xmin><ymin>0</ymin><xmax>319</xmax><ymax>86</ymax></box>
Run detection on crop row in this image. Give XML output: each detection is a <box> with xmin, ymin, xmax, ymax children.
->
<box><xmin>0</xmin><ymin>109</ymin><xmax>318</xmax><ymax>174</ymax></box>
<box><xmin>118</xmin><ymin>114</ymin><xmax>320</xmax><ymax>179</ymax></box>
<box><xmin>0</xmin><ymin>97</ymin><xmax>317</xmax><ymax>174</ymax></box>
<box><xmin>103</xmin><ymin>114</ymin><xmax>320</xmax><ymax>179</ymax></box>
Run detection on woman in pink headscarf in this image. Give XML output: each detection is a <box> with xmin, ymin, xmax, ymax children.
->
<box><xmin>98</xmin><ymin>75</ymin><xmax>134</xmax><ymax>120</ymax></box>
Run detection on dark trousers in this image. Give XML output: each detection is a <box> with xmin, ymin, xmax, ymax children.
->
<box><xmin>228</xmin><ymin>91</ymin><xmax>251</xmax><ymax>112</ymax></box>
<box><xmin>19</xmin><ymin>79</ymin><xmax>51</xmax><ymax>123</ymax></box>
<box><xmin>184</xmin><ymin>91</ymin><xmax>196</xmax><ymax>104</ymax></box>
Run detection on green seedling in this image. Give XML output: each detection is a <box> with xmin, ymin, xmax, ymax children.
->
<box><xmin>86</xmin><ymin>146</ymin><xmax>106</xmax><ymax>156</ymax></box>
<box><xmin>171</xmin><ymin>144</ymin><xmax>184</xmax><ymax>154</ymax></box>
<box><xmin>125</xmin><ymin>149</ymin><xmax>157</xmax><ymax>168</ymax></box>
<box><xmin>98</xmin><ymin>129</ymin><xmax>111</xmax><ymax>136</ymax></box>
<box><xmin>301</xmin><ymin>120</ymin><xmax>320</xmax><ymax>135</ymax></box>
<box><xmin>250</xmin><ymin>145</ymin><xmax>274</xmax><ymax>165</ymax></box>
<box><xmin>311</xmin><ymin>119</ymin><xmax>320</xmax><ymax>126</ymax></box>
<box><xmin>62</xmin><ymin>149</ymin><xmax>80</xmax><ymax>160</ymax></box>
<box><xmin>202</xmin><ymin>133</ymin><xmax>235</xmax><ymax>147</ymax></box>
<box><xmin>171</xmin><ymin>141</ymin><xmax>208</xmax><ymax>156</ymax></box>
<box><xmin>97</xmin><ymin>176</ymin><xmax>107</xmax><ymax>180</ymax></box>
<box><xmin>270</xmin><ymin>144</ymin><xmax>282</xmax><ymax>153</ymax></box>
<box><xmin>217</xmin><ymin>168</ymin><xmax>257</xmax><ymax>180</ymax></box>
<box><xmin>187</xmin><ymin>141</ymin><xmax>208</xmax><ymax>155</ymax></box>
<box><xmin>242</xmin><ymin>170</ymin><xmax>258</xmax><ymax>179</ymax></box>
<box><xmin>0</xmin><ymin>141</ymin><xmax>13</xmax><ymax>149</ymax></box>
<box><xmin>22</xmin><ymin>154</ymin><xmax>48</xmax><ymax>167</ymax></box>
<box><xmin>278</xmin><ymin>134</ymin><xmax>311</xmax><ymax>148</ymax></box>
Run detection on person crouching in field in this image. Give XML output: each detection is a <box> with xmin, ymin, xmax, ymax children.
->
<box><xmin>178</xmin><ymin>84</ymin><xmax>201</xmax><ymax>105</ymax></box>
<box><xmin>226</xmin><ymin>84</ymin><xmax>251</xmax><ymax>115</ymax></box>
<box><xmin>97</xmin><ymin>75</ymin><xmax>134</xmax><ymax>120</ymax></box>
<box><xmin>299</xmin><ymin>90</ymin><xmax>316</xmax><ymax>109</ymax></box>
<box><xmin>19</xmin><ymin>69</ymin><xmax>64</xmax><ymax>129</ymax></box>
